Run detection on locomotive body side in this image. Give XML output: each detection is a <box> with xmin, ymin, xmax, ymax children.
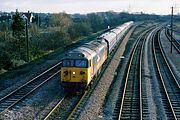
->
<box><xmin>89</xmin><ymin>40</ymin><xmax>108</xmax><ymax>76</ymax></box>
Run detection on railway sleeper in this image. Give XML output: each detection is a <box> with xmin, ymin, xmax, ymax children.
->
<box><xmin>1</xmin><ymin>100</ymin><xmax>15</xmax><ymax>104</ymax></box>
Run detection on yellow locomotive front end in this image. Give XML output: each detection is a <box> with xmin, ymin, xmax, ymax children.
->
<box><xmin>61</xmin><ymin>54</ymin><xmax>94</xmax><ymax>93</ymax></box>
<box><xmin>61</xmin><ymin>40</ymin><xmax>108</xmax><ymax>93</ymax></box>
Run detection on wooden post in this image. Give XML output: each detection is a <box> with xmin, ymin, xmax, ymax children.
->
<box><xmin>26</xmin><ymin>19</ymin><xmax>29</xmax><ymax>62</ymax></box>
<box><xmin>170</xmin><ymin>7</ymin><xmax>173</xmax><ymax>53</ymax></box>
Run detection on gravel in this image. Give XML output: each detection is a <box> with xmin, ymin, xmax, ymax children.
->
<box><xmin>173</xmin><ymin>31</ymin><xmax>180</xmax><ymax>40</ymax></box>
<box><xmin>0</xmin><ymin>55</ymin><xmax>63</xmax><ymax>99</ymax></box>
<box><xmin>0</xmin><ymin>75</ymin><xmax>63</xmax><ymax>120</ymax></box>
<box><xmin>143</xmin><ymin>29</ymin><xmax>167</xmax><ymax>119</ymax></box>
<box><xmin>160</xmin><ymin>29</ymin><xmax>180</xmax><ymax>81</ymax></box>
<box><xmin>140</xmin><ymin>28</ymin><xmax>180</xmax><ymax>120</ymax></box>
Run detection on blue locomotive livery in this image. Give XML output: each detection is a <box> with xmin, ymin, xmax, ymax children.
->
<box><xmin>61</xmin><ymin>21</ymin><xmax>134</xmax><ymax>93</ymax></box>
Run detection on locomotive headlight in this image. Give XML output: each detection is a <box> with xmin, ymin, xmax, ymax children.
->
<box><xmin>73</xmin><ymin>72</ymin><xmax>76</xmax><ymax>74</ymax></box>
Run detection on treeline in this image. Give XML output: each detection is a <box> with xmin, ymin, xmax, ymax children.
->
<box><xmin>0</xmin><ymin>11</ymin><xmax>170</xmax><ymax>71</ymax></box>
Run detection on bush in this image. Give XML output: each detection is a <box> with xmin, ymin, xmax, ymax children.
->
<box><xmin>0</xmin><ymin>50</ymin><xmax>11</xmax><ymax>69</ymax></box>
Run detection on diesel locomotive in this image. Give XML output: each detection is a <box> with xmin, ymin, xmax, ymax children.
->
<box><xmin>61</xmin><ymin>21</ymin><xmax>134</xmax><ymax>93</ymax></box>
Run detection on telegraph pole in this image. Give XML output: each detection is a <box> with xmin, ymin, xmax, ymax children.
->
<box><xmin>26</xmin><ymin>19</ymin><xmax>29</xmax><ymax>62</ymax></box>
<box><xmin>170</xmin><ymin>6</ymin><xmax>173</xmax><ymax>53</ymax></box>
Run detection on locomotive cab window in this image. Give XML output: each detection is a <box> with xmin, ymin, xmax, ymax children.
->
<box><xmin>75</xmin><ymin>59</ymin><xmax>88</xmax><ymax>68</ymax></box>
<box><xmin>62</xmin><ymin>59</ymin><xmax>74</xmax><ymax>67</ymax></box>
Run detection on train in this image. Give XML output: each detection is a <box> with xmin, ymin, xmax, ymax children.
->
<box><xmin>60</xmin><ymin>21</ymin><xmax>134</xmax><ymax>93</ymax></box>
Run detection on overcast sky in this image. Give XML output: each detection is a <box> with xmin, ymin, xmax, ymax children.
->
<box><xmin>0</xmin><ymin>0</ymin><xmax>179</xmax><ymax>15</ymax></box>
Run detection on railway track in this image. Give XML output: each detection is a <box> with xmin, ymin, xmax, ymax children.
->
<box><xmin>43</xmin><ymin>95</ymin><xmax>66</xmax><ymax>120</ymax></box>
<box><xmin>66</xmin><ymin>92</ymin><xmax>88</xmax><ymax>120</ymax></box>
<box><xmin>165</xmin><ymin>28</ymin><xmax>180</xmax><ymax>53</ymax></box>
<box><xmin>112</xmin><ymin>28</ymin><xmax>151</xmax><ymax>119</ymax></box>
<box><xmin>41</xmin><ymin>93</ymin><xmax>84</xmax><ymax>120</ymax></box>
<box><xmin>152</xmin><ymin>29</ymin><xmax>180</xmax><ymax>119</ymax></box>
<box><xmin>0</xmin><ymin>62</ymin><xmax>61</xmax><ymax>114</ymax></box>
<box><xmin>44</xmin><ymin>25</ymin><xmax>135</xmax><ymax>120</ymax></box>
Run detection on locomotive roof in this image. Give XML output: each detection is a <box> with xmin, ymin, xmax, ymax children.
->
<box><xmin>65</xmin><ymin>46</ymin><xmax>96</xmax><ymax>60</ymax></box>
<box><xmin>82</xmin><ymin>40</ymin><xmax>104</xmax><ymax>52</ymax></box>
<box><xmin>64</xmin><ymin>40</ymin><xmax>106</xmax><ymax>60</ymax></box>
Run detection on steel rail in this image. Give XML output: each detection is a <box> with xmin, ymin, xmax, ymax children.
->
<box><xmin>44</xmin><ymin>96</ymin><xmax>65</xmax><ymax>120</ymax></box>
<box><xmin>152</xmin><ymin>29</ymin><xmax>178</xmax><ymax>119</ymax></box>
<box><xmin>0</xmin><ymin>71</ymin><xmax>59</xmax><ymax>114</ymax></box>
<box><xmin>0</xmin><ymin>62</ymin><xmax>61</xmax><ymax>102</ymax></box>
<box><xmin>0</xmin><ymin>62</ymin><xmax>61</xmax><ymax>113</ymax></box>
<box><xmin>139</xmin><ymin>28</ymin><xmax>147</xmax><ymax>120</ymax></box>
<box><xmin>67</xmin><ymin>91</ymin><xmax>87</xmax><ymax>120</ymax></box>
<box><xmin>118</xmin><ymin>29</ymin><xmax>150</xmax><ymax>120</ymax></box>
<box><xmin>165</xmin><ymin>28</ymin><xmax>180</xmax><ymax>53</ymax></box>
<box><xmin>161</xmin><ymin>30</ymin><xmax>180</xmax><ymax>88</ymax></box>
